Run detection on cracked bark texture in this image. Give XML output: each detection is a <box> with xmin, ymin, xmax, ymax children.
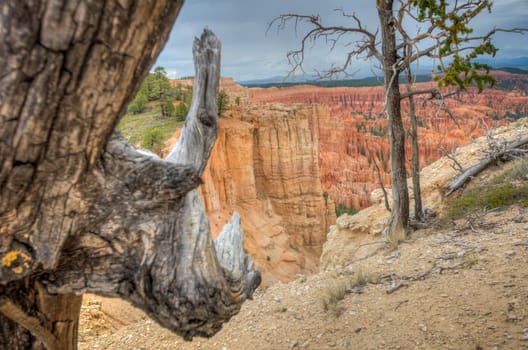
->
<box><xmin>0</xmin><ymin>1</ymin><xmax>260</xmax><ymax>348</ymax></box>
<box><xmin>377</xmin><ymin>0</ymin><xmax>410</xmax><ymax>240</ymax></box>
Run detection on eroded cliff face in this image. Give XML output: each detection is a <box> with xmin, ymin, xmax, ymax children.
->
<box><xmin>166</xmin><ymin>103</ymin><xmax>336</xmax><ymax>284</ymax></box>
<box><xmin>164</xmin><ymin>74</ymin><xmax>528</xmax><ymax>283</ymax></box>
<box><xmin>248</xmin><ymin>76</ymin><xmax>528</xmax><ymax>210</ymax></box>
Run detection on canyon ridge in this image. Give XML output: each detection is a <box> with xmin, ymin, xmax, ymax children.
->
<box><xmin>164</xmin><ymin>72</ymin><xmax>528</xmax><ymax>283</ymax></box>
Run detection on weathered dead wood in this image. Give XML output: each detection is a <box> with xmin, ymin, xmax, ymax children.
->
<box><xmin>0</xmin><ymin>1</ymin><xmax>259</xmax><ymax>346</ymax></box>
<box><xmin>386</xmin><ymin>281</ymin><xmax>406</xmax><ymax>294</ymax></box>
<box><xmin>393</xmin><ymin>299</ymin><xmax>408</xmax><ymax>310</ymax></box>
<box><xmin>366</xmin><ymin>138</ymin><xmax>391</xmax><ymax>212</ymax></box>
<box><xmin>0</xmin><ymin>284</ymin><xmax>82</xmax><ymax>350</ymax></box>
<box><xmin>401</xmin><ymin>262</ymin><xmax>465</xmax><ymax>282</ymax></box>
<box><xmin>446</xmin><ymin>137</ymin><xmax>528</xmax><ymax>196</ymax></box>
<box><xmin>45</xmin><ymin>29</ymin><xmax>259</xmax><ymax>341</ymax></box>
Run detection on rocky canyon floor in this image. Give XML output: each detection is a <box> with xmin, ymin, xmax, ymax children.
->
<box><xmin>79</xmin><ymin>205</ymin><xmax>528</xmax><ymax>350</ymax></box>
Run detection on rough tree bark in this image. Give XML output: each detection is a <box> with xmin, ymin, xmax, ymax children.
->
<box><xmin>378</xmin><ymin>0</ymin><xmax>410</xmax><ymax>240</ymax></box>
<box><xmin>0</xmin><ymin>1</ymin><xmax>259</xmax><ymax>349</ymax></box>
<box><xmin>406</xmin><ymin>73</ymin><xmax>424</xmax><ymax>222</ymax></box>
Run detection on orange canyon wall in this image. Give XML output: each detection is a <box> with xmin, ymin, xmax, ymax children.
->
<box><xmin>166</xmin><ymin>74</ymin><xmax>528</xmax><ymax>282</ymax></box>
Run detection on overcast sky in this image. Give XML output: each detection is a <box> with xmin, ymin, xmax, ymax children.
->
<box><xmin>155</xmin><ymin>0</ymin><xmax>528</xmax><ymax>82</ymax></box>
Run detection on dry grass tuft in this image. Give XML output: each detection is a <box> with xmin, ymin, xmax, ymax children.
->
<box><xmin>319</xmin><ymin>280</ymin><xmax>347</xmax><ymax>318</ymax></box>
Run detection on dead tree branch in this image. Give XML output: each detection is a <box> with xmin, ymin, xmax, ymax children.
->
<box><xmin>446</xmin><ymin>137</ymin><xmax>528</xmax><ymax>196</ymax></box>
<box><xmin>267</xmin><ymin>12</ymin><xmax>381</xmax><ymax>78</ymax></box>
<box><xmin>0</xmin><ymin>28</ymin><xmax>260</xmax><ymax>343</ymax></box>
<box><xmin>366</xmin><ymin>138</ymin><xmax>391</xmax><ymax>212</ymax></box>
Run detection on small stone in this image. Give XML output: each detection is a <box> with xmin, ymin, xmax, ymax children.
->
<box><xmin>418</xmin><ymin>323</ymin><xmax>427</xmax><ymax>332</ymax></box>
<box><xmin>521</xmin><ymin>328</ymin><xmax>528</xmax><ymax>341</ymax></box>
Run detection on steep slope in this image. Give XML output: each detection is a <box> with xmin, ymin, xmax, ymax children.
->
<box><xmin>162</xmin><ymin>76</ymin><xmax>528</xmax><ymax>282</ymax></box>
<box><xmin>81</xmin><ymin>214</ymin><xmax>528</xmax><ymax>350</ymax></box>
<box><xmin>320</xmin><ymin>118</ymin><xmax>528</xmax><ymax>269</ymax></box>
<box><xmin>79</xmin><ymin>120</ymin><xmax>528</xmax><ymax>350</ymax></box>
<box><xmin>164</xmin><ymin>103</ymin><xmax>336</xmax><ymax>284</ymax></box>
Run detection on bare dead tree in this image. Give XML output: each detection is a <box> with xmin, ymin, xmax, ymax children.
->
<box><xmin>269</xmin><ymin>0</ymin><xmax>527</xmax><ymax>241</ymax></box>
<box><xmin>0</xmin><ymin>2</ymin><xmax>259</xmax><ymax>349</ymax></box>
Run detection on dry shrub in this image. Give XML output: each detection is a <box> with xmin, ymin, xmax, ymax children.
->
<box><xmin>320</xmin><ymin>280</ymin><xmax>347</xmax><ymax>318</ymax></box>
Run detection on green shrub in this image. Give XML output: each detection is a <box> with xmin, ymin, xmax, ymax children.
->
<box><xmin>442</xmin><ymin>158</ymin><xmax>528</xmax><ymax>223</ymax></box>
<box><xmin>140</xmin><ymin>127</ymin><xmax>165</xmax><ymax>154</ymax></box>
<box><xmin>218</xmin><ymin>90</ymin><xmax>230</xmax><ymax>116</ymax></box>
<box><xmin>335</xmin><ymin>203</ymin><xmax>358</xmax><ymax>217</ymax></box>
<box><xmin>118</xmin><ymin>107</ymin><xmax>184</xmax><ymax>155</ymax></box>
<box><xmin>174</xmin><ymin>102</ymin><xmax>189</xmax><ymax>122</ymax></box>
<box><xmin>491</xmin><ymin>157</ymin><xmax>528</xmax><ymax>184</ymax></box>
<box><xmin>159</xmin><ymin>97</ymin><xmax>176</xmax><ymax>118</ymax></box>
<box><xmin>127</xmin><ymin>91</ymin><xmax>148</xmax><ymax>114</ymax></box>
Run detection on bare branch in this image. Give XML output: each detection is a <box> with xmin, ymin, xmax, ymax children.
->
<box><xmin>268</xmin><ymin>13</ymin><xmax>381</xmax><ymax>78</ymax></box>
<box><xmin>366</xmin><ymin>138</ymin><xmax>391</xmax><ymax>212</ymax></box>
<box><xmin>446</xmin><ymin>153</ymin><xmax>466</xmax><ymax>173</ymax></box>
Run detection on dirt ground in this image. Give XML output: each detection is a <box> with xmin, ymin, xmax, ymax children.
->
<box><xmin>79</xmin><ymin>205</ymin><xmax>528</xmax><ymax>350</ymax></box>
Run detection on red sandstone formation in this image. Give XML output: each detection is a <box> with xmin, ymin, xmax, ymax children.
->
<box><xmin>164</xmin><ymin>103</ymin><xmax>336</xmax><ymax>284</ymax></box>
<box><xmin>247</xmin><ymin>73</ymin><xmax>528</xmax><ymax>210</ymax></box>
<box><xmin>166</xmin><ymin>72</ymin><xmax>528</xmax><ymax>282</ymax></box>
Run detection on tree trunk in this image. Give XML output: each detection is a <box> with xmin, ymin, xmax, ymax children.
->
<box><xmin>0</xmin><ymin>1</ymin><xmax>259</xmax><ymax>348</ymax></box>
<box><xmin>0</xmin><ymin>282</ymin><xmax>82</xmax><ymax>350</ymax></box>
<box><xmin>406</xmin><ymin>71</ymin><xmax>424</xmax><ymax>222</ymax></box>
<box><xmin>377</xmin><ymin>0</ymin><xmax>409</xmax><ymax>240</ymax></box>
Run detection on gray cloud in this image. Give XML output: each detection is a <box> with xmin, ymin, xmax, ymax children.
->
<box><xmin>155</xmin><ymin>1</ymin><xmax>528</xmax><ymax>81</ymax></box>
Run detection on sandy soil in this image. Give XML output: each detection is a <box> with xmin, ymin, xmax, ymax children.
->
<box><xmin>79</xmin><ymin>205</ymin><xmax>528</xmax><ymax>350</ymax></box>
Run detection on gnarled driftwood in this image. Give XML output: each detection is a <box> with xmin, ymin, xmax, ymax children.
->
<box><xmin>0</xmin><ymin>1</ymin><xmax>260</xmax><ymax>346</ymax></box>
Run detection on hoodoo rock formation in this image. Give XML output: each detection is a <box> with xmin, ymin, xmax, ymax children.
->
<box><xmin>166</xmin><ymin>73</ymin><xmax>528</xmax><ymax>283</ymax></box>
<box><xmin>248</xmin><ymin>75</ymin><xmax>528</xmax><ymax>210</ymax></box>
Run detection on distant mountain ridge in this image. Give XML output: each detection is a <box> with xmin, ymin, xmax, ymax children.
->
<box><xmin>239</xmin><ymin>56</ymin><xmax>528</xmax><ymax>88</ymax></box>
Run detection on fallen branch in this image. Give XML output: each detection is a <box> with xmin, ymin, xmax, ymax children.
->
<box><xmin>394</xmin><ymin>299</ymin><xmax>409</xmax><ymax>310</ymax></box>
<box><xmin>446</xmin><ymin>137</ymin><xmax>528</xmax><ymax>196</ymax></box>
<box><xmin>434</xmin><ymin>251</ymin><xmax>464</xmax><ymax>260</ymax></box>
<box><xmin>401</xmin><ymin>262</ymin><xmax>465</xmax><ymax>282</ymax></box>
<box><xmin>386</xmin><ymin>281</ymin><xmax>406</xmax><ymax>294</ymax></box>
<box><xmin>445</xmin><ymin>153</ymin><xmax>466</xmax><ymax>173</ymax></box>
